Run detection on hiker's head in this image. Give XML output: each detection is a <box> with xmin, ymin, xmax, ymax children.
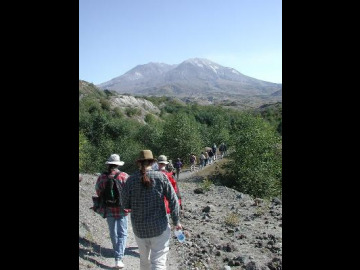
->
<box><xmin>136</xmin><ymin>150</ymin><xmax>156</xmax><ymax>165</ymax></box>
<box><xmin>105</xmin><ymin>154</ymin><xmax>124</xmax><ymax>171</ymax></box>
<box><xmin>136</xmin><ymin>150</ymin><xmax>156</xmax><ymax>187</ymax></box>
<box><xmin>157</xmin><ymin>155</ymin><xmax>169</xmax><ymax>169</ymax></box>
<box><xmin>177</xmin><ymin>158</ymin><xmax>180</xmax><ymax>161</ymax></box>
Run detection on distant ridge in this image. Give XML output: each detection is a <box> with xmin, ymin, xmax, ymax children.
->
<box><xmin>97</xmin><ymin>58</ymin><xmax>282</xmax><ymax>99</ymax></box>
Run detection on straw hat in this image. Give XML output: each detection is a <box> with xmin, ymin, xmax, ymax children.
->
<box><xmin>137</xmin><ymin>150</ymin><xmax>157</xmax><ymax>162</ymax></box>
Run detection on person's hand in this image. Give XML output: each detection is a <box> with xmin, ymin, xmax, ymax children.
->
<box><xmin>175</xmin><ymin>223</ymin><xmax>182</xmax><ymax>231</ymax></box>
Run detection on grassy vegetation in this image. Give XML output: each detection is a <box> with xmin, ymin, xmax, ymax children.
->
<box><xmin>224</xmin><ymin>212</ymin><xmax>240</xmax><ymax>227</ymax></box>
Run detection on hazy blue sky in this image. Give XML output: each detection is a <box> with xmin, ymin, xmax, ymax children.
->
<box><xmin>79</xmin><ymin>0</ymin><xmax>282</xmax><ymax>85</ymax></box>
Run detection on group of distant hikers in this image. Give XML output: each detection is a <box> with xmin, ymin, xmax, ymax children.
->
<box><xmin>189</xmin><ymin>142</ymin><xmax>227</xmax><ymax>171</ymax></box>
<box><xmin>84</xmin><ymin>143</ymin><xmax>227</xmax><ymax>269</ymax></box>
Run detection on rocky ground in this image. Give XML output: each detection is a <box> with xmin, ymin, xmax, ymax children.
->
<box><xmin>79</xmin><ymin>161</ymin><xmax>282</xmax><ymax>270</ymax></box>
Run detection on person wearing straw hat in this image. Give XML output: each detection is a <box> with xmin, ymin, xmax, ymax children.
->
<box><xmin>95</xmin><ymin>154</ymin><xmax>129</xmax><ymax>269</ymax></box>
<box><xmin>157</xmin><ymin>155</ymin><xmax>182</xmax><ymax>214</ymax></box>
<box><xmin>122</xmin><ymin>150</ymin><xmax>182</xmax><ymax>270</ymax></box>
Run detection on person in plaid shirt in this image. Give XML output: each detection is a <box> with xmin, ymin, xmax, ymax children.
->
<box><xmin>122</xmin><ymin>150</ymin><xmax>182</xmax><ymax>270</ymax></box>
<box><xmin>95</xmin><ymin>154</ymin><xmax>129</xmax><ymax>269</ymax></box>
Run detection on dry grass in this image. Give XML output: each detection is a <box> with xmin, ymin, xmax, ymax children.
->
<box><xmin>224</xmin><ymin>212</ymin><xmax>240</xmax><ymax>227</ymax></box>
<box><xmin>193</xmin><ymin>158</ymin><xmax>229</xmax><ymax>179</ymax></box>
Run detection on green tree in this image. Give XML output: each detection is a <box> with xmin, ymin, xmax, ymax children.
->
<box><xmin>134</xmin><ymin>121</ymin><xmax>164</xmax><ymax>156</ymax></box>
<box><xmin>79</xmin><ymin>131</ymin><xmax>87</xmax><ymax>172</ymax></box>
<box><xmin>227</xmin><ymin>113</ymin><xmax>282</xmax><ymax>198</ymax></box>
<box><xmin>160</xmin><ymin>112</ymin><xmax>202</xmax><ymax>163</ymax></box>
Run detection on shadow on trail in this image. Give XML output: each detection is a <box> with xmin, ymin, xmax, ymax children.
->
<box><xmin>79</xmin><ymin>236</ymin><xmax>140</xmax><ymax>258</ymax></box>
<box><xmin>79</xmin><ymin>236</ymin><xmax>114</xmax><ymax>269</ymax></box>
<box><xmin>79</xmin><ymin>236</ymin><xmax>140</xmax><ymax>269</ymax></box>
<box><xmin>79</xmin><ymin>236</ymin><xmax>113</xmax><ymax>257</ymax></box>
<box><xmin>125</xmin><ymin>246</ymin><xmax>140</xmax><ymax>258</ymax></box>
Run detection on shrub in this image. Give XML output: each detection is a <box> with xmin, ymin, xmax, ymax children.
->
<box><xmin>201</xmin><ymin>177</ymin><xmax>212</xmax><ymax>191</ymax></box>
<box><xmin>125</xmin><ymin>107</ymin><xmax>141</xmax><ymax>117</ymax></box>
<box><xmin>224</xmin><ymin>212</ymin><xmax>240</xmax><ymax>227</ymax></box>
<box><xmin>112</xmin><ymin>107</ymin><xmax>123</xmax><ymax>118</ymax></box>
<box><xmin>99</xmin><ymin>98</ymin><xmax>111</xmax><ymax>111</ymax></box>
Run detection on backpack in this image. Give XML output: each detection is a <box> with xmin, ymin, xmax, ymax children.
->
<box><xmin>174</xmin><ymin>161</ymin><xmax>182</xmax><ymax>169</ymax></box>
<box><xmin>102</xmin><ymin>172</ymin><xmax>122</xmax><ymax>207</ymax></box>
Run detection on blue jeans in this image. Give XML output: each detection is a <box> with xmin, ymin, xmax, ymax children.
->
<box><xmin>106</xmin><ymin>215</ymin><xmax>128</xmax><ymax>260</ymax></box>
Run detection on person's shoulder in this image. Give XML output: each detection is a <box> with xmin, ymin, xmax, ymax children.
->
<box><xmin>149</xmin><ymin>170</ymin><xmax>163</xmax><ymax>176</ymax></box>
<box><xmin>117</xmin><ymin>171</ymin><xmax>129</xmax><ymax>179</ymax></box>
<box><xmin>123</xmin><ymin>172</ymin><xmax>139</xmax><ymax>185</ymax></box>
<box><xmin>126</xmin><ymin>170</ymin><xmax>139</xmax><ymax>179</ymax></box>
<box><xmin>165</xmin><ymin>171</ymin><xmax>174</xmax><ymax>178</ymax></box>
<box><xmin>99</xmin><ymin>172</ymin><xmax>108</xmax><ymax>179</ymax></box>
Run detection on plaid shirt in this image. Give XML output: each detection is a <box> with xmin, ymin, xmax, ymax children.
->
<box><xmin>95</xmin><ymin>169</ymin><xmax>129</xmax><ymax>218</ymax></box>
<box><xmin>122</xmin><ymin>169</ymin><xmax>180</xmax><ymax>238</ymax></box>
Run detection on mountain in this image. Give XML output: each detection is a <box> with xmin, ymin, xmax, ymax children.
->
<box><xmin>97</xmin><ymin>58</ymin><xmax>282</xmax><ymax>100</ymax></box>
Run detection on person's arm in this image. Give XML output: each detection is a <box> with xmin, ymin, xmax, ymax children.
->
<box><xmin>95</xmin><ymin>175</ymin><xmax>104</xmax><ymax>196</ymax></box>
<box><xmin>121</xmin><ymin>175</ymin><xmax>132</xmax><ymax>210</ymax></box>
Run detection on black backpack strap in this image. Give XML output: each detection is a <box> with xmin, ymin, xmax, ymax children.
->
<box><xmin>107</xmin><ymin>171</ymin><xmax>120</xmax><ymax>179</ymax></box>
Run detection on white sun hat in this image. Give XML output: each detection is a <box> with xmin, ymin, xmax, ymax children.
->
<box><xmin>157</xmin><ymin>155</ymin><xmax>169</xmax><ymax>164</ymax></box>
<box><xmin>105</xmin><ymin>154</ymin><xmax>125</xmax><ymax>166</ymax></box>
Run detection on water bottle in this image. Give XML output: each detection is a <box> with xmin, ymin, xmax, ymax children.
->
<box><xmin>174</xmin><ymin>230</ymin><xmax>185</xmax><ymax>243</ymax></box>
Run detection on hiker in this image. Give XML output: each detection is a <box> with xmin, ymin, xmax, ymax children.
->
<box><xmin>223</xmin><ymin>143</ymin><xmax>228</xmax><ymax>157</ymax></box>
<box><xmin>212</xmin><ymin>143</ymin><xmax>217</xmax><ymax>160</ymax></box>
<box><xmin>199</xmin><ymin>152</ymin><xmax>205</xmax><ymax>169</ymax></box>
<box><xmin>157</xmin><ymin>155</ymin><xmax>182</xmax><ymax>213</ymax></box>
<box><xmin>208</xmin><ymin>149</ymin><xmax>214</xmax><ymax>165</ymax></box>
<box><xmin>174</xmin><ymin>158</ymin><xmax>183</xmax><ymax>181</ymax></box>
<box><xmin>95</xmin><ymin>154</ymin><xmax>129</xmax><ymax>269</ymax></box>
<box><xmin>189</xmin><ymin>153</ymin><xmax>197</xmax><ymax>172</ymax></box>
<box><xmin>204</xmin><ymin>151</ymin><xmax>209</xmax><ymax>166</ymax></box>
<box><xmin>166</xmin><ymin>159</ymin><xmax>175</xmax><ymax>175</ymax></box>
<box><xmin>122</xmin><ymin>150</ymin><xmax>182</xmax><ymax>270</ymax></box>
<box><xmin>219</xmin><ymin>142</ymin><xmax>227</xmax><ymax>158</ymax></box>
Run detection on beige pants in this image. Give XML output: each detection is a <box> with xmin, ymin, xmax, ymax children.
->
<box><xmin>134</xmin><ymin>224</ymin><xmax>171</xmax><ymax>270</ymax></box>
